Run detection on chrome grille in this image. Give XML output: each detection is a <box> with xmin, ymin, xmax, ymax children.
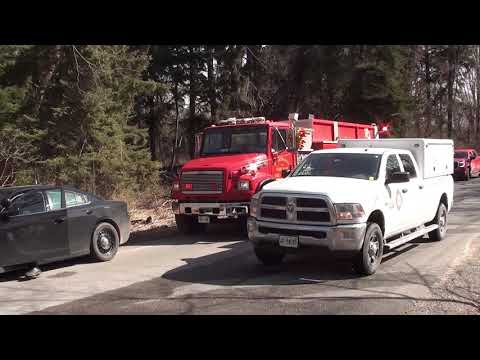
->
<box><xmin>259</xmin><ymin>193</ymin><xmax>334</xmax><ymax>225</ymax></box>
<box><xmin>181</xmin><ymin>171</ymin><xmax>224</xmax><ymax>194</ymax></box>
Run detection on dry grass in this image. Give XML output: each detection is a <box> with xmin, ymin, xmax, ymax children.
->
<box><xmin>111</xmin><ymin>184</ymin><xmax>175</xmax><ymax>233</ymax></box>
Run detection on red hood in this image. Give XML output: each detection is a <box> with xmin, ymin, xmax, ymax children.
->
<box><xmin>182</xmin><ymin>153</ymin><xmax>268</xmax><ymax>173</ymax></box>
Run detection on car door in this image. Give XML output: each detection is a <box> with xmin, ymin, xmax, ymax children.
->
<box><xmin>271</xmin><ymin>127</ymin><xmax>295</xmax><ymax>178</ymax></box>
<box><xmin>398</xmin><ymin>153</ymin><xmax>424</xmax><ymax>228</ymax></box>
<box><xmin>65</xmin><ymin>190</ymin><xmax>97</xmax><ymax>256</ymax></box>
<box><xmin>471</xmin><ymin>150</ymin><xmax>480</xmax><ymax>176</ymax></box>
<box><xmin>0</xmin><ymin>189</ymin><xmax>68</xmax><ymax>267</ymax></box>
<box><xmin>382</xmin><ymin>153</ymin><xmax>410</xmax><ymax>236</ymax></box>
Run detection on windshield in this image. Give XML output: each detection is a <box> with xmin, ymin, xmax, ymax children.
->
<box><xmin>455</xmin><ymin>151</ymin><xmax>468</xmax><ymax>159</ymax></box>
<box><xmin>292</xmin><ymin>153</ymin><xmax>382</xmax><ymax>180</ymax></box>
<box><xmin>201</xmin><ymin>126</ymin><xmax>267</xmax><ymax>156</ymax></box>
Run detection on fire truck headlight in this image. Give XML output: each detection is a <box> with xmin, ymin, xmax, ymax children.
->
<box><xmin>238</xmin><ymin>179</ymin><xmax>250</xmax><ymax>191</ymax></box>
<box><xmin>334</xmin><ymin>203</ymin><xmax>365</xmax><ymax>221</ymax></box>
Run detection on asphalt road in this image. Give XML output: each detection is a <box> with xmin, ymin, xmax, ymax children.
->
<box><xmin>1</xmin><ymin>178</ymin><xmax>480</xmax><ymax>315</ymax></box>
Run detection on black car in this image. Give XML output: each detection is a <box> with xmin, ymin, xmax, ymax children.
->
<box><xmin>0</xmin><ymin>185</ymin><xmax>130</xmax><ymax>274</ymax></box>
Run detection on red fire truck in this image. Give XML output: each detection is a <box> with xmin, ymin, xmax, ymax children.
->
<box><xmin>171</xmin><ymin>113</ymin><xmax>382</xmax><ymax>233</ymax></box>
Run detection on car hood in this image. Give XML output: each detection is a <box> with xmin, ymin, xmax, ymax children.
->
<box><xmin>261</xmin><ymin>176</ymin><xmax>379</xmax><ymax>204</ymax></box>
<box><xmin>182</xmin><ymin>153</ymin><xmax>268</xmax><ymax>173</ymax></box>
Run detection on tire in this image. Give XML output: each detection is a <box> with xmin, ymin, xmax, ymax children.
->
<box><xmin>175</xmin><ymin>214</ymin><xmax>207</xmax><ymax>234</ymax></box>
<box><xmin>428</xmin><ymin>202</ymin><xmax>448</xmax><ymax>242</ymax></box>
<box><xmin>91</xmin><ymin>222</ymin><xmax>120</xmax><ymax>262</ymax></box>
<box><xmin>239</xmin><ymin>217</ymin><xmax>248</xmax><ymax>236</ymax></box>
<box><xmin>254</xmin><ymin>245</ymin><xmax>286</xmax><ymax>266</ymax></box>
<box><xmin>353</xmin><ymin>223</ymin><xmax>384</xmax><ymax>276</ymax></box>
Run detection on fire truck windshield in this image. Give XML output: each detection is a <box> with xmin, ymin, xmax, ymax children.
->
<box><xmin>454</xmin><ymin>151</ymin><xmax>468</xmax><ymax>158</ymax></box>
<box><xmin>201</xmin><ymin>126</ymin><xmax>267</xmax><ymax>156</ymax></box>
<box><xmin>292</xmin><ymin>153</ymin><xmax>382</xmax><ymax>180</ymax></box>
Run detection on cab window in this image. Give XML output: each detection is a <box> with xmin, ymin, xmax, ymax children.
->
<box><xmin>45</xmin><ymin>189</ymin><xmax>62</xmax><ymax>211</ymax></box>
<box><xmin>386</xmin><ymin>154</ymin><xmax>401</xmax><ymax>179</ymax></box>
<box><xmin>65</xmin><ymin>191</ymin><xmax>89</xmax><ymax>208</ymax></box>
<box><xmin>399</xmin><ymin>154</ymin><xmax>417</xmax><ymax>178</ymax></box>
<box><xmin>11</xmin><ymin>191</ymin><xmax>46</xmax><ymax>216</ymax></box>
<box><xmin>272</xmin><ymin>128</ymin><xmax>288</xmax><ymax>152</ymax></box>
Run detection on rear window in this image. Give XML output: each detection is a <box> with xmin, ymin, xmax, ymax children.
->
<box><xmin>399</xmin><ymin>154</ymin><xmax>417</xmax><ymax>178</ymax></box>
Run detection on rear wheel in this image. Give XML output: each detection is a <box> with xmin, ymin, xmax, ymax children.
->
<box><xmin>91</xmin><ymin>222</ymin><xmax>120</xmax><ymax>262</ymax></box>
<box><xmin>254</xmin><ymin>245</ymin><xmax>286</xmax><ymax>266</ymax></box>
<box><xmin>428</xmin><ymin>202</ymin><xmax>447</xmax><ymax>241</ymax></box>
<box><xmin>353</xmin><ymin>223</ymin><xmax>384</xmax><ymax>276</ymax></box>
<box><xmin>175</xmin><ymin>214</ymin><xmax>207</xmax><ymax>234</ymax></box>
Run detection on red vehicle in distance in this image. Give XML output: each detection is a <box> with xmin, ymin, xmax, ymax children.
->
<box><xmin>454</xmin><ymin>148</ymin><xmax>480</xmax><ymax>180</ymax></box>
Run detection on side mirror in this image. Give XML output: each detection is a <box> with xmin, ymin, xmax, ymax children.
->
<box><xmin>0</xmin><ymin>198</ymin><xmax>11</xmax><ymax>209</ymax></box>
<box><xmin>282</xmin><ymin>169</ymin><xmax>291</xmax><ymax>178</ymax></box>
<box><xmin>386</xmin><ymin>171</ymin><xmax>410</xmax><ymax>184</ymax></box>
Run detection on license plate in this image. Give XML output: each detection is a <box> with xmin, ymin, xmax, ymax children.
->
<box><xmin>198</xmin><ymin>215</ymin><xmax>210</xmax><ymax>224</ymax></box>
<box><xmin>279</xmin><ymin>235</ymin><xmax>298</xmax><ymax>248</ymax></box>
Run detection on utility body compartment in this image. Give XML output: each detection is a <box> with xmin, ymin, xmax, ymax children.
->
<box><xmin>338</xmin><ymin>138</ymin><xmax>454</xmax><ymax>179</ymax></box>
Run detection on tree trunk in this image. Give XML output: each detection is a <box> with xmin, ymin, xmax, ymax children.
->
<box><xmin>425</xmin><ymin>45</ymin><xmax>432</xmax><ymax>137</ymax></box>
<box><xmin>207</xmin><ymin>46</ymin><xmax>217</xmax><ymax>120</ymax></box>
<box><xmin>476</xmin><ymin>46</ymin><xmax>480</xmax><ymax>142</ymax></box>
<box><xmin>170</xmin><ymin>80</ymin><xmax>180</xmax><ymax>170</ymax></box>
<box><xmin>447</xmin><ymin>46</ymin><xmax>456</xmax><ymax>139</ymax></box>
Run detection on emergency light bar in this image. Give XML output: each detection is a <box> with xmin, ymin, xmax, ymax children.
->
<box><xmin>217</xmin><ymin>117</ymin><xmax>266</xmax><ymax>126</ymax></box>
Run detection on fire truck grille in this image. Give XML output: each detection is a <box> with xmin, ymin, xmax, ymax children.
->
<box><xmin>181</xmin><ymin>171</ymin><xmax>224</xmax><ymax>194</ymax></box>
<box><xmin>259</xmin><ymin>194</ymin><xmax>332</xmax><ymax>225</ymax></box>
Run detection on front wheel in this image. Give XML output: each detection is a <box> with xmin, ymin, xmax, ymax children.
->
<box><xmin>91</xmin><ymin>222</ymin><xmax>120</xmax><ymax>262</ymax></box>
<box><xmin>254</xmin><ymin>245</ymin><xmax>286</xmax><ymax>266</ymax></box>
<box><xmin>428</xmin><ymin>202</ymin><xmax>447</xmax><ymax>241</ymax></box>
<box><xmin>353</xmin><ymin>223</ymin><xmax>384</xmax><ymax>276</ymax></box>
<box><xmin>175</xmin><ymin>214</ymin><xmax>207</xmax><ymax>234</ymax></box>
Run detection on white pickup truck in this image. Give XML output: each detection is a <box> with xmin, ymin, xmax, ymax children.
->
<box><xmin>247</xmin><ymin>139</ymin><xmax>454</xmax><ymax>275</ymax></box>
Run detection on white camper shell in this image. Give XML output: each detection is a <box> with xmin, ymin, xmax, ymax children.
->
<box><xmin>338</xmin><ymin>138</ymin><xmax>454</xmax><ymax>179</ymax></box>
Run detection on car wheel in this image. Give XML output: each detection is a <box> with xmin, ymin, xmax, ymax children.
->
<box><xmin>353</xmin><ymin>223</ymin><xmax>384</xmax><ymax>276</ymax></box>
<box><xmin>428</xmin><ymin>202</ymin><xmax>447</xmax><ymax>242</ymax></box>
<box><xmin>91</xmin><ymin>222</ymin><xmax>120</xmax><ymax>262</ymax></box>
<box><xmin>254</xmin><ymin>244</ymin><xmax>286</xmax><ymax>266</ymax></box>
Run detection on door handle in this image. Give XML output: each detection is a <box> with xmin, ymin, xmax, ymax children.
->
<box><xmin>85</xmin><ymin>209</ymin><xmax>93</xmax><ymax>215</ymax></box>
<box><xmin>402</xmin><ymin>188</ymin><xmax>408</xmax><ymax>193</ymax></box>
<box><xmin>54</xmin><ymin>217</ymin><xmax>66</xmax><ymax>224</ymax></box>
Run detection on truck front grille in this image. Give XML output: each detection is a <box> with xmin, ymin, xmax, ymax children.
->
<box><xmin>181</xmin><ymin>171</ymin><xmax>224</xmax><ymax>194</ymax></box>
<box><xmin>258</xmin><ymin>193</ymin><xmax>333</xmax><ymax>225</ymax></box>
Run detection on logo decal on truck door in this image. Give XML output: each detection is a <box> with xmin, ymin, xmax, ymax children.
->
<box><xmin>396</xmin><ymin>189</ymin><xmax>403</xmax><ymax>210</ymax></box>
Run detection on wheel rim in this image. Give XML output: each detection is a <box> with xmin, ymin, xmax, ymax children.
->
<box><xmin>439</xmin><ymin>207</ymin><xmax>447</xmax><ymax>234</ymax></box>
<box><xmin>368</xmin><ymin>233</ymin><xmax>380</xmax><ymax>264</ymax></box>
<box><xmin>97</xmin><ymin>228</ymin><xmax>116</xmax><ymax>255</ymax></box>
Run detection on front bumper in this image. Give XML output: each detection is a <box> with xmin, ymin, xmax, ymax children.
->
<box><xmin>247</xmin><ymin>217</ymin><xmax>366</xmax><ymax>251</ymax></box>
<box><xmin>172</xmin><ymin>200</ymin><xmax>249</xmax><ymax>218</ymax></box>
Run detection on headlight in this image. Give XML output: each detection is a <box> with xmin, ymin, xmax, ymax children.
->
<box><xmin>172</xmin><ymin>181</ymin><xmax>180</xmax><ymax>191</ymax></box>
<box><xmin>250</xmin><ymin>197</ymin><xmax>259</xmax><ymax>217</ymax></box>
<box><xmin>334</xmin><ymin>203</ymin><xmax>365</xmax><ymax>221</ymax></box>
<box><xmin>238</xmin><ymin>179</ymin><xmax>250</xmax><ymax>191</ymax></box>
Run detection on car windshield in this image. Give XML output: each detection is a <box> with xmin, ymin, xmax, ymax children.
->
<box><xmin>201</xmin><ymin>126</ymin><xmax>267</xmax><ymax>156</ymax></box>
<box><xmin>455</xmin><ymin>151</ymin><xmax>468</xmax><ymax>158</ymax></box>
<box><xmin>292</xmin><ymin>153</ymin><xmax>382</xmax><ymax>180</ymax></box>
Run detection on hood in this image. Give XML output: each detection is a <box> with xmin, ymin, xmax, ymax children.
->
<box><xmin>182</xmin><ymin>153</ymin><xmax>268</xmax><ymax>173</ymax></box>
<box><xmin>261</xmin><ymin>176</ymin><xmax>379</xmax><ymax>204</ymax></box>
